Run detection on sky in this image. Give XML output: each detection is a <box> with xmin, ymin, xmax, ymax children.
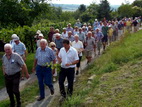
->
<box><xmin>49</xmin><ymin>0</ymin><xmax>135</xmax><ymax>5</ymax></box>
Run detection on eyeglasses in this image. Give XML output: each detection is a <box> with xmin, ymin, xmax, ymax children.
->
<box><xmin>51</xmin><ymin>45</ymin><xmax>55</xmax><ymax>47</ymax></box>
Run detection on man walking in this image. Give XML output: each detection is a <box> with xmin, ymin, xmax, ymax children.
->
<box><xmin>2</xmin><ymin>44</ymin><xmax>30</xmax><ymax>107</ymax></box>
<box><xmin>32</xmin><ymin>39</ymin><xmax>56</xmax><ymax>101</ymax></box>
<box><xmin>58</xmin><ymin>39</ymin><xmax>79</xmax><ymax>102</ymax></box>
<box><xmin>13</xmin><ymin>36</ymin><xmax>27</xmax><ymax>80</ymax></box>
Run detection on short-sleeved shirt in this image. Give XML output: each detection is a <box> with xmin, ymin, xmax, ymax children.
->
<box><xmin>77</xmin><ymin>32</ymin><xmax>86</xmax><ymax>43</ymax></box>
<box><xmin>2</xmin><ymin>53</ymin><xmax>25</xmax><ymax>75</ymax></box>
<box><xmin>67</xmin><ymin>36</ymin><xmax>74</xmax><ymax>42</ymax></box>
<box><xmin>55</xmin><ymin>38</ymin><xmax>64</xmax><ymax>49</ymax></box>
<box><xmin>35</xmin><ymin>47</ymin><xmax>55</xmax><ymax>66</ymax></box>
<box><xmin>85</xmin><ymin>37</ymin><xmax>96</xmax><ymax>51</ymax></box>
<box><xmin>62</xmin><ymin>32</ymin><xmax>68</xmax><ymax>39</ymax></box>
<box><xmin>13</xmin><ymin>42</ymin><xmax>26</xmax><ymax>56</ymax></box>
<box><xmin>72</xmin><ymin>40</ymin><xmax>83</xmax><ymax>56</ymax></box>
<box><xmin>95</xmin><ymin>32</ymin><xmax>104</xmax><ymax>42</ymax></box>
<box><xmin>102</xmin><ymin>26</ymin><xmax>108</xmax><ymax>36</ymax></box>
<box><xmin>58</xmin><ymin>46</ymin><xmax>79</xmax><ymax>68</ymax></box>
<box><xmin>66</xmin><ymin>27</ymin><xmax>74</xmax><ymax>35</ymax></box>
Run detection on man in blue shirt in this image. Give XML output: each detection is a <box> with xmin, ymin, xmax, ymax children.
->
<box><xmin>13</xmin><ymin>36</ymin><xmax>27</xmax><ymax>80</ymax></box>
<box><xmin>32</xmin><ymin>39</ymin><xmax>56</xmax><ymax>101</ymax></box>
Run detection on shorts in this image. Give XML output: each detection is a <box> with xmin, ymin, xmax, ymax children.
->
<box><xmin>97</xmin><ymin>41</ymin><xmax>102</xmax><ymax>50</ymax></box>
<box><xmin>102</xmin><ymin>35</ymin><xmax>108</xmax><ymax>43</ymax></box>
<box><xmin>84</xmin><ymin>50</ymin><xmax>93</xmax><ymax>57</ymax></box>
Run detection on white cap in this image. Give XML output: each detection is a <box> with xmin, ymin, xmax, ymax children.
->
<box><xmin>36</xmin><ymin>30</ymin><xmax>41</xmax><ymax>34</ymax></box>
<box><xmin>39</xmin><ymin>33</ymin><xmax>44</xmax><ymax>37</ymax></box>
<box><xmin>13</xmin><ymin>36</ymin><xmax>20</xmax><ymax>41</ymax></box>
<box><xmin>11</xmin><ymin>34</ymin><xmax>18</xmax><ymax>39</ymax></box>
<box><xmin>95</xmin><ymin>19</ymin><xmax>98</xmax><ymax>21</ymax></box>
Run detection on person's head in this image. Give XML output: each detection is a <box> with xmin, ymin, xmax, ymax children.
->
<box><xmin>68</xmin><ymin>23</ymin><xmax>71</xmax><ymax>28</ymax></box>
<box><xmin>96</xmin><ymin>28</ymin><xmax>100</xmax><ymax>33</ymax></box>
<box><xmin>50</xmin><ymin>27</ymin><xmax>54</xmax><ymax>32</ymax></box>
<box><xmin>63</xmin><ymin>28</ymin><xmax>66</xmax><ymax>33</ymax></box>
<box><xmin>82</xmin><ymin>26</ymin><xmax>86</xmax><ymax>31</ymax></box>
<box><xmin>38</xmin><ymin>33</ymin><xmax>44</xmax><ymax>40</ymax></box>
<box><xmin>74</xmin><ymin>34</ymin><xmax>79</xmax><ymax>42</ymax></box>
<box><xmin>68</xmin><ymin>31</ymin><xmax>72</xmax><ymax>37</ymax></box>
<box><xmin>40</xmin><ymin>39</ymin><xmax>48</xmax><ymax>50</ymax></box>
<box><xmin>74</xmin><ymin>26</ymin><xmax>78</xmax><ymax>31</ymax></box>
<box><xmin>14</xmin><ymin>36</ymin><xmax>20</xmax><ymax>45</ymax></box>
<box><xmin>55</xmin><ymin>29</ymin><xmax>59</xmax><ymax>33</ymax></box>
<box><xmin>49</xmin><ymin>42</ymin><xmax>56</xmax><ymax>50</ymax></box>
<box><xmin>63</xmin><ymin>39</ymin><xmax>70</xmax><ymax>49</ymax></box>
<box><xmin>88</xmin><ymin>26</ymin><xmax>92</xmax><ymax>31</ymax></box>
<box><xmin>87</xmin><ymin>31</ymin><xmax>92</xmax><ymax>38</ymax></box>
<box><xmin>11</xmin><ymin>34</ymin><xmax>17</xmax><ymax>40</ymax></box>
<box><xmin>79</xmin><ymin>28</ymin><xmax>82</xmax><ymax>33</ymax></box>
<box><xmin>55</xmin><ymin>33</ymin><xmax>61</xmax><ymax>39</ymax></box>
<box><xmin>83</xmin><ymin>23</ymin><xmax>87</xmax><ymax>26</ymax></box>
<box><xmin>77</xmin><ymin>19</ymin><xmax>80</xmax><ymax>23</ymax></box>
<box><xmin>108</xmin><ymin>25</ymin><xmax>112</xmax><ymax>29</ymax></box>
<box><xmin>103</xmin><ymin>22</ymin><xmax>107</xmax><ymax>26</ymax></box>
<box><xmin>4</xmin><ymin>44</ymin><xmax>12</xmax><ymax>56</ymax></box>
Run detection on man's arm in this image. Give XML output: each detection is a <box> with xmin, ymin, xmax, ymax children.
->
<box><xmin>52</xmin><ymin>59</ymin><xmax>56</xmax><ymax>74</ymax></box>
<box><xmin>32</xmin><ymin>59</ymin><xmax>37</xmax><ymax>72</ymax></box>
<box><xmin>21</xmin><ymin>64</ymin><xmax>30</xmax><ymax>79</ymax></box>
<box><xmin>2</xmin><ymin>66</ymin><xmax>5</xmax><ymax>75</ymax></box>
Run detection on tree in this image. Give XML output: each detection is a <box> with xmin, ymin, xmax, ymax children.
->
<box><xmin>87</xmin><ymin>3</ymin><xmax>99</xmax><ymax>20</ymax></box>
<box><xmin>78</xmin><ymin>4</ymin><xmax>86</xmax><ymax>13</ymax></box>
<box><xmin>118</xmin><ymin>4</ymin><xmax>134</xmax><ymax>18</ymax></box>
<box><xmin>132</xmin><ymin>0</ymin><xmax>142</xmax><ymax>8</ymax></box>
<box><xmin>97</xmin><ymin>0</ymin><xmax>112</xmax><ymax>20</ymax></box>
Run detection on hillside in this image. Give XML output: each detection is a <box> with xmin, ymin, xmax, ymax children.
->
<box><xmin>52</xmin><ymin>4</ymin><xmax>120</xmax><ymax>11</ymax></box>
<box><xmin>50</xmin><ymin>30</ymin><xmax>142</xmax><ymax>107</ymax></box>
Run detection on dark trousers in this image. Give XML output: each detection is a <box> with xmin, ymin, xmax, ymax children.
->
<box><xmin>77</xmin><ymin>56</ymin><xmax>82</xmax><ymax>68</ymax></box>
<box><xmin>59</xmin><ymin>67</ymin><xmax>75</xmax><ymax>98</ymax></box>
<box><xmin>36</xmin><ymin>65</ymin><xmax>54</xmax><ymax>98</ymax></box>
<box><xmin>5</xmin><ymin>72</ymin><xmax>21</xmax><ymax>107</ymax></box>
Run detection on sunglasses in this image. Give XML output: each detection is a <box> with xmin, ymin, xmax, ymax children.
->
<box><xmin>51</xmin><ymin>45</ymin><xmax>55</xmax><ymax>47</ymax></box>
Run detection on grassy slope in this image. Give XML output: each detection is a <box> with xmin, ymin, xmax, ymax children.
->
<box><xmin>0</xmin><ymin>53</ymin><xmax>35</xmax><ymax>89</ymax></box>
<box><xmin>50</xmin><ymin>30</ymin><xmax>142</xmax><ymax>107</ymax></box>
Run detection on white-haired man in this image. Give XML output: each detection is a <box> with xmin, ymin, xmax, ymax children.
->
<box><xmin>2</xmin><ymin>44</ymin><xmax>30</xmax><ymax>107</ymax></box>
<box><xmin>32</xmin><ymin>39</ymin><xmax>56</xmax><ymax>101</ymax></box>
<box><xmin>54</xmin><ymin>33</ymin><xmax>64</xmax><ymax>51</ymax></box>
<box><xmin>72</xmin><ymin>35</ymin><xmax>84</xmax><ymax>75</ymax></box>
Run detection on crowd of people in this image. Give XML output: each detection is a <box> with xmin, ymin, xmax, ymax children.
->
<box><xmin>2</xmin><ymin>16</ymin><xmax>142</xmax><ymax>107</ymax></box>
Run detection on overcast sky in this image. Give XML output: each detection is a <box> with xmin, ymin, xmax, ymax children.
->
<box><xmin>50</xmin><ymin>0</ymin><xmax>135</xmax><ymax>5</ymax></box>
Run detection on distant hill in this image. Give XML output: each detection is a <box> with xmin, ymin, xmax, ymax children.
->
<box><xmin>51</xmin><ymin>4</ymin><xmax>120</xmax><ymax>11</ymax></box>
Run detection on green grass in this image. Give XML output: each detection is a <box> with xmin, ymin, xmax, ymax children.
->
<box><xmin>0</xmin><ymin>53</ymin><xmax>35</xmax><ymax>89</ymax></box>
<box><xmin>49</xmin><ymin>30</ymin><xmax>142</xmax><ymax>107</ymax></box>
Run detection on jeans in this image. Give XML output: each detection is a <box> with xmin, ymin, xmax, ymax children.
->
<box><xmin>5</xmin><ymin>72</ymin><xmax>21</xmax><ymax>107</ymax></box>
<box><xmin>36</xmin><ymin>65</ymin><xmax>54</xmax><ymax>98</ymax></box>
<box><xmin>59</xmin><ymin>67</ymin><xmax>75</xmax><ymax>97</ymax></box>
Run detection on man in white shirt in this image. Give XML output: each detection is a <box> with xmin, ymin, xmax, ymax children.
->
<box><xmin>58</xmin><ymin>39</ymin><xmax>79</xmax><ymax>101</ymax></box>
<box><xmin>72</xmin><ymin>35</ymin><xmax>84</xmax><ymax>75</ymax></box>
